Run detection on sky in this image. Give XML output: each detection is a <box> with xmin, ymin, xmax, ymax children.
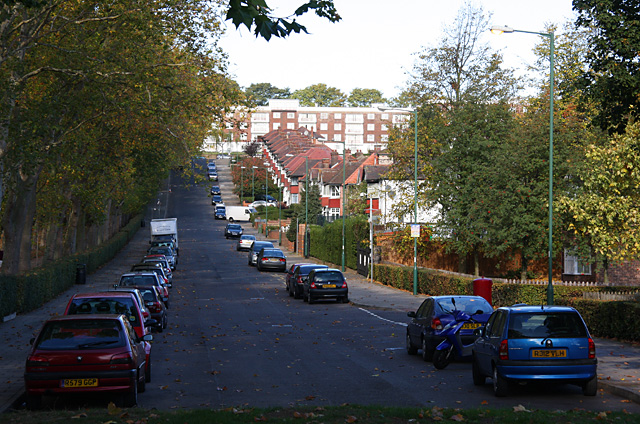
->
<box><xmin>217</xmin><ymin>0</ymin><xmax>577</xmax><ymax>100</ymax></box>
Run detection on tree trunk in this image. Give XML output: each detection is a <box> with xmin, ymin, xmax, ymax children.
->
<box><xmin>2</xmin><ymin>168</ymin><xmax>41</xmax><ymax>274</ymax></box>
<box><xmin>520</xmin><ymin>255</ymin><xmax>529</xmax><ymax>280</ymax></box>
<box><xmin>473</xmin><ymin>249</ymin><xmax>480</xmax><ymax>276</ymax></box>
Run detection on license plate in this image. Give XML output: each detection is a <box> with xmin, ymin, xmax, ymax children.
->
<box><xmin>323</xmin><ymin>284</ymin><xmax>336</xmax><ymax>288</ymax></box>
<box><xmin>531</xmin><ymin>349</ymin><xmax>567</xmax><ymax>358</ymax></box>
<box><xmin>462</xmin><ymin>322</ymin><xmax>481</xmax><ymax>330</ymax></box>
<box><xmin>269</xmin><ymin>258</ymin><xmax>278</xmax><ymax>262</ymax></box>
<box><xmin>61</xmin><ymin>378</ymin><xmax>98</xmax><ymax>388</ymax></box>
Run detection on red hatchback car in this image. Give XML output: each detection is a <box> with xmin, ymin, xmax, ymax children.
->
<box><xmin>24</xmin><ymin>315</ymin><xmax>152</xmax><ymax>409</ymax></box>
<box><xmin>64</xmin><ymin>292</ymin><xmax>154</xmax><ymax>382</ymax></box>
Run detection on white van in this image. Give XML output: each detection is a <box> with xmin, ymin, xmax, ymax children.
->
<box><xmin>226</xmin><ymin>206</ymin><xmax>257</xmax><ymax>222</ymax></box>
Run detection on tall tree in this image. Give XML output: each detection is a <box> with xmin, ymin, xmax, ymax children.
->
<box><xmin>347</xmin><ymin>88</ymin><xmax>386</xmax><ymax>107</ymax></box>
<box><xmin>292</xmin><ymin>83</ymin><xmax>346</xmax><ymax>107</ymax></box>
<box><xmin>245</xmin><ymin>83</ymin><xmax>291</xmax><ymax>106</ymax></box>
<box><xmin>572</xmin><ymin>0</ymin><xmax>640</xmax><ymax>134</ymax></box>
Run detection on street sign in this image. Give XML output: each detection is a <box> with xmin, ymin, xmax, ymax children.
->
<box><xmin>411</xmin><ymin>224</ymin><xmax>420</xmax><ymax>238</ymax></box>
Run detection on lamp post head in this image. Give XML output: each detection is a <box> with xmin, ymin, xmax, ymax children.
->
<box><xmin>241</xmin><ymin>166</ymin><xmax>246</xmax><ymax>169</ymax></box>
<box><xmin>252</xmin><ymin>166</ymin><xmax>258</xmax><ymax>169</ymax></box>
<box><xmin>490</xmin><ymin>25</ymin><xmax>514</xmax><ymax>34</ymax></box>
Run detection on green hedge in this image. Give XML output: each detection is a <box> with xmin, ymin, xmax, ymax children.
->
<box><xmin>373</xmin><ymin>263</ymin><xmax>640</xmax><ymax>342</ymax></box>
<box><xmin>309</xmin><ymin>216</ymin><xmax>368</xmax><ymax>270</ymax></box>
<box><xmin>0</xmin><ymin>214</ymin><xmax>143</xmax><ymax>318</ymax></box>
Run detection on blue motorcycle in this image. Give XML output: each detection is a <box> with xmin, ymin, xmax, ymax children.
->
<box><xmin>432</xmin><ymin>299</ymin><xmax>484</xmax><ymax>370</ymax></box>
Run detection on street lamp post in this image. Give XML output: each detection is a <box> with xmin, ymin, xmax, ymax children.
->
<box><xmin>240</xmin><ymin>166</ymin><xmax>246</xmax><ymax>204</ymax></box>
<box><xmin>491</xmin><ymin>25</ymin><xmax>555</xmax><ymax>305</ymax></box>
<box><xmin>278</xmin><ymin>184</ymin><xmax>283</xmax><ymax>245</ymax></box>
<box><xmin>263</xmin><ymin>163</ymin><xmax>270</xmax><ymax>237</ymax></box>
<box><xmin>304</xmin><ymin>156</ymin><xmax>309</xmax><ymax>258</ymax></box>
<box><xmin>252</xmin><ymin>166</ymin><xmax>257</xmax><ymax>201</ymax></box>
<box><xmin>379</xmin><ymin>107</ymin><xmax>419</xmax><ymax>295</ymax></box>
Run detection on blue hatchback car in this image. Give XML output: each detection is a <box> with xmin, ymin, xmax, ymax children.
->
<box><xmin>471</xmin><ymin>304</ymin><xmax>597</xmax><ymax>397</ymax></box>
<box><xmin>406</xmin><ymin>295</ymin><xmax>493</xmax><ymax>362</ymax></box>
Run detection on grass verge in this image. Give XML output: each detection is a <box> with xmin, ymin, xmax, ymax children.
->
<box><xmin>3</xmin><ymin>404</ymin><xmax>640</xmax><ymax>424</ymax></box>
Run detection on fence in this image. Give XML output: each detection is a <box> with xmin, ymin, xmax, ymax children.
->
<box><xmin>499</xmin><ymin>278</ymin><xmax>614</xmax><ymax>287</ymax></box>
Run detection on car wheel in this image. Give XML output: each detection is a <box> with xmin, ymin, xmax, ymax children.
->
<box><xmin>341</xmin><ymin>296</ymin><xmax>349</xmax><ymax>303</ymax></box>
<box><xmin>165</xmin><ymin>300</ymin><xmax>170</xmax><ymax>309</ymax></box>
<box><xmin>145</xmin><ymin>359</ymin><xmax>151</xmax><ymax>382</ymax></box>
<box><xmin>138</xmin><ymin>369</ymin><xmax>146</xmax><ymax>393</ymax></box>
<box><xmin>472</xmin><ymin>355</ymin><xmax>485</xmax><ymax>386</ymax></box>
<box><xmin>406</xmin><ymin>331</ymin><xmax>418</xmax><ymax>355</ymax></box>
<box><xmin>288</xmin><ymin>284</ymin><xmax>293</xmax><ymax>297</ymax></box>
<box><xmin>583</xmin><ymin>376</ymin><xmax>597</xmax><ymax>396</ymax></box>
<box><xmin>123</xmin><ymin>377</ymin><xmax>138</xmax><ymax>407</ymax></box>
<box><xmin>421</xmin><ymin>338</ymin><xmax>433</xmax><ymax>362</ymax></box>
<box><xmin>162</xmin><ymin>314</ymin><xmax>168</xmax><ymax>329</ymax></box>
<box><xmin>303</xmin><ymin>290</ymin><xmax>308</xmax><ymax>302</ymax></box>
<box><xmin>308</xmin><ymin>295</ymin><xmax>314</xmax><ymax>304</ymax></box>
<box><xmin>294</xmin><ymin>286</ymin><xmax>301</xmax><ymax>300</ymax></box>
<box><xmin>433</xmin><ymin>346</ymin><xmax>453</xmax><ymax>369</ymax></box>
<box><xmin>229</xmin><ymin>217</ymin><xmax>234</xmax><ymax>222</ymax></box>
<box><xmin>26</xmin><ymin>394</ymin><xmax>42</xmax><ymax>410</ymax></box>
<box><xmin>492</xmin><ymin>367</ymin><xmax>508</xmax><ymax>397</ymax></box>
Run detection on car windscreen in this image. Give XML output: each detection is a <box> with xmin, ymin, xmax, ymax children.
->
<box><xmin>149</xmin><ymin>247</ymin><xmax>172</xmax><ymax>256</ymax></box>
<box><xmin>508</xmin><ymin>312</ymin><xmax>588</xmax><ymax>339</ymax></box>
<box><xmin>240</xmin><ymin>235</ymin><xmax>255</xmax><ymax>240</ymax></box>
<box><xmin>36</xmin><ymin>319</ymin><xmax>125</xmax><ymax>350</ymax></box>
<box><xmin>252</xmin><ymin>242</ymin><xmax>274</xmax><ymax>252</ymax></box>
<box><xmin>67</xmin><ymin>298</ymin><xmax>140</xmax><ymax>326</ymax></box>
<box><xmin>137</xmin><ymin>288</ymin><xmax>159</xmax><ymax>302</ymax></box>
<box><xmin>299</xmin><ymin>265</ymin><xmax>328</xmax><ymax>275</ymax></box>
<box><xmin>312</xmin><ymin>271</ymin><xmax>344</xmax><ymax>283</ymax></box>
<box><xmin>119</xmin><ymin>275</ymin><xmax>158</xmax><ymax>287</ymax></box>
<box><xmin>436</xmin><ymin>297</ymin><xmax>493</xmax><ymax>315</ymax></box>
<box><xmin>262</xmin><ymin>249</ymin><xmax>284</xmax><ymax>257</ymax></box>
<box><xmin>228</xmin><ymin>225</ymin><xmax>242</xmax><ymax>230</ymax></box>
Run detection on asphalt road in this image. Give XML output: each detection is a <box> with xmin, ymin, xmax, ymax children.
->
<box><xmin>131</xmin><ymin>163</ymin><xmax>640</xmax><ymax>413</ymax></box>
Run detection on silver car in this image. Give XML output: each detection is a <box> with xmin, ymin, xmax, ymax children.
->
<box><xmin>237</xmin><ymin>235</ymin><xmax>256</xmax><ymax>251</ymax></box>
<box><xmin>248</xmin><ymin>241</ymin><xmax>274</xmax><ymax>266</ymax></box>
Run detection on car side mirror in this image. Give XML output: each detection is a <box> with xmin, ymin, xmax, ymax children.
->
<box><xmin>145</xmin><ymin>318</ymin><xmax>158</xmax><ymax>328</ymax></box>
<box><xmin>141</xmin><ymin>334</ymin><xmax>153</xmax><ymax>342</ymax></box>
<box><xmin>407</xmin><ymin>311</ymin><xmax>416</xmax><ymax>318</ymax></box>
<box><xmin>113</xmin><ymin>284</ymin><xmax>118</xmax><ymax>289</ymax></box>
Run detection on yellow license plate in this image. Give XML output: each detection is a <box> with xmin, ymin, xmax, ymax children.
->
<box><xmin>531</xmin><ymin>349</ymin><xmax>567</xmax><ymax>358</ymax></box>
<box><xmin>462</xmin><ymin>322</ymin><xmax>481</xmax><ymax>330</ymax></box>
<box><xmin>61</xmin><ymin>378</ymin><xmax>98</xmax><ymax>388</ymax></box>
<box><xmin>323</xmin><ymin>284</ymin><xmax>336</xmax><ymax>288</ymax></box>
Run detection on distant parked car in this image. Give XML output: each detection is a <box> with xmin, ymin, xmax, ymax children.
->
<box><xmin>285</xmin><ymin>263</ymin><xmax>314</xmax><ymax>296</ymax></box>
<box><xmin>290</xmin><ymin>264</ymin><xmax>329</xmax><ymax>299</ymax></box>
<box><xmin>24</xmin><ymin>315</ymin><xmax>152</xmax><ymax>409</ymax></box>
<box><xmin>256</xmin><ymin>248</ymin><xmax>287</xmax><ymax>272</ymax></box>
<box><xmin>303</xmin><ymin>268</ymin><xmax>348</xmax><ymax>304</ymax></box>
<box><xmin>208</xmin><ymin>170</ymin><xmax>218</xmax><ymax>180</ymax></box>
<box><xmin>225</xmin><ymin>223</ymin><xmax>243</xmax><ymax>239</ymax></box>
<box><xmin>406</xmin><ymin>295</ymin><xmax>493</xmax><ymax>362</ymax></box>
<box><xmin>215</xmin><ymin>205</ymin><xmax>226</xmax><ymax>220</ymax></box>
<box><xmin>248</xmin><ymin>241</ymin><xmax>274</xmax><ymax>266</ymax></box>
<box><xmin>135</xmin><ymin>286</ymin><xmax>168</xmax><ymax>333</ymax></box>
<box><xmin>147</xmin><ymin>245</ymin><xmax>177</xmax><ymax>270</ymax></box>
<box><xmin>236</xmin><ymin>235</ymin><xmax>256</xmax><ymax>251</ymax></box>
<box><xmin>211</xmin><ymin>194</ymin><xmax>223</xmax><ymax>205</ymax></box>
<box><xmin>210</xmin><ymin>185</ymin><xmax>221</xmax><ymax>195</ymax></box>
<box><xmin>116</xmin><ymin>272</ymin><xmax>170</xmax><ymax>309</ymax></box>
<box><xmin>249</xmin><ymin>200</ymin><xmax>276</xmax><ymax>209</ymax></box>
<box><xmin>471</xmin><ymin>304</ymin><xmax>598</xmax><ymax>397</ymax></box>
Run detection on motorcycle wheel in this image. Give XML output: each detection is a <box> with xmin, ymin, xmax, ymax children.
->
<box><xmin>433</xmin><ymin>346</ymin><xmax>453</xmax><ymax>370</ymax></box>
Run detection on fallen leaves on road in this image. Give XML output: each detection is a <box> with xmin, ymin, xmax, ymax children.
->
<box><xmin>513</xmin><ymin>405</ymin><xmax>531</xmax><ymax>413</ymax></box>
<box><xmin>107</xmin><ymin>402</ymin><xmax>121</xmax><ymax>415</ymax></box>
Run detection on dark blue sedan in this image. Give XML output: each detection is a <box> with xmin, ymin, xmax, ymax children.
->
<box><xmin>406</xmin><ymin>295</ymin><xmax>493</xmax><ymax>362</ymax></box>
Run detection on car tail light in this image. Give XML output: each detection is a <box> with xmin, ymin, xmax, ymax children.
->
<box><xmin>431</xmin><ymin>318</ymin><xmax>442</xmax><ymax>331</ymax></box>
<box><xmin>26</xmin><ymin>355</ymin><xmax>50</xmax><ymax>368</ymax></box>
<box><xmin>341</xmin><ymin>280</ymin><xmax>347</xmax><ymax>288</ymax></box>
<box><xmin>297</xmin><ymin>276</ymin><xmax>303</xmax><ymax>284</ymax></box>
<box><xmin>499</xmin><ymin>340</ymin><xmax>509</xmax><ymax>360</ymax></box>
<box><xmin>146</xmin><ymin>302</ymin><xmax>161</xmax><ymax>313</ymax></box>
<box><xmin>588</xmin><ymin>337</ymin><xmax>596</xmax><ymax>359</ymax></box>
<box><xmin>261</xmin><ymin>257</ymin><xmax>268</xmax><ymax>261</ymax></box>
<box><xmin>142</xmin><ymin>310</ymin><xmax>149</xmax><ymax>318</ymax></box>
<box><xmin>310</xmin><ymin>281</ymin><xmax>316</xmax><ymax>289</ymax></box>
<box><xmin>279</xmin><ymin>258</ymin><xmax>286</xmax><ymax>262</ymax></box>
<box><xmin>110</xmin><ymin>353</ymin><xmax>133</xmax><ymax>364</ymax></box>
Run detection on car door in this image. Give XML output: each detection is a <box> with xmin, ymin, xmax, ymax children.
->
<box><xmin>474</xmin><ymin>309</ymin><xmax>508</xmax><ymax>374</ymax></box>
<box><xmin>408</xmin><ymin>299</ymin><xmax>432</xmax><ymax>346</ymax></box>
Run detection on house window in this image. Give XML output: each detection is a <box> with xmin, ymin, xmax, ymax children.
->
<box><xmin>367</xmin><ymin>123</ymin><xmax>375</xmax><ymax>131</ymax></box>
<box><xmin>381</xmin><ymin>134</ymin><xmax>389</xmax><ymax>141</ymax></box>
<box><xmin>329</xmin><ymin>207</ymin><xmax>340</xmax><ymax>218</ymax></box>
<box><xmin>320</xmin><ymin>113</ymin><xmax>328</xmax><ymax>119</ymax></box>
<box><xmin>346</xmin><ymin>114</ymin><xmax>364</xmax><ymax>123</ymax></box>
<box><xmin>251</xmin><ymin>113</ymin><xmax>269</xmax><ymax>122</ymax></box>
<box><xmin>291</xmin><ymin>193</ymin><xmax>299</xmax><ymax>203</ymax></box>
<box><xmin>334</xmin><ymin>123</ymin><xmax>342</xmax><ymax>130</ymax></box>
<box><xmin>392</xmin><ymin>114</ymin><xmax>408</xmax><ymax>124</ymax></box>
<box><xmin>320</xmin><ymin>123</ymin><xmax>328</xmax><ymax>130</ymax></box>
<box><xmin>287</xmin><ymin>112</ymin><xmax>295</xmax><ymax>119</ymax></box>
<box><xmin>273</xmin><ymin>112</ymin><xmax>281</xmax><ymax>118</ymax></box>
<box><xmin>299</xmin><ymin>113</ymin><xmax>317</xmax><ymax>123</ymax></box>
<box><xmin>225</xmin><ymin>122</ymin><xmax>234</xmax><ymax>129</ymax></box>
<box><xmin>291</xmin><ymin>177</ymin><xmax>298</xmax><ymax>186</ymax></box>
<box><xmin>239</xmin><ymin>122</ymin><xmax>248</xmax><ymax>129</ymax></box>
<box><xmin>240</xmin><ymin>133</ymin><xmax>247</xmax><ymax>141</ymax></box>
<box><xmin>330</xmin><ymin>186</ymin><xmax>340</xmax><ymax>197</ymax></box>
<box><xmin>367</xmin><ymin>113</ymin><xmax>375</xmax><ymax>119</ymax></box>
<box><xmin>381</xmin><ymin>113</ymin><xmax>389</xmax><ymax>120</ymax></box>
<box><xmin>273</xmin><ymin>122</ymin><xmax>281</xmax><ymax>130</ymax></box>
<box><xmin>333</xmin><ymin>134</ymin><xmax>342</xmax><ymax>141</ymax></box>
<box><xmin>564</xmin><ymin>250</ymin><xmax>592</xmax><ymax>275</ymax></box>
<box><xmin>367</xmin><ymin>134</ymin><xmax>375</xmax><ymax>142</ymax></box>
<box><xmin>287</xmin><ymin>123</ymin><xmax>295</xmax><ymax>129</ymax></box>
<box><xmin>334</xmin><ymin>113</ymin><xmax>342</xmax><ymax>119</ymax></box>
<box><xmin>251</xmin><ymin>122</ymin><xmax>269</xmax><ymax>133</ymax></box>
<box><xmin>381</xmin><ymin>124</ymin><xmax>389</xmax><ymax>131</ymax></box>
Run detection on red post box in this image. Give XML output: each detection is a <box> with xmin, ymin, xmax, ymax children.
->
<box><xmin>473</xmin><ymin>277</ymin><xmax>492</xmax><ymax>306</ymax></box>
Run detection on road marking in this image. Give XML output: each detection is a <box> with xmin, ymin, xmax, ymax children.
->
<box><xmin>358</xmin><ymin>308</ymin><xmax>407</xmax><ymax>327</ymax></box>
<box><xmin>272</xmin><ymin>324</ymin><xmax>292</xmax><ymax>327</ymax></box>
<box><xmin>250</xmin><ymin>297</ymin><xmax>265</xmax><ymax>300</ymax></box>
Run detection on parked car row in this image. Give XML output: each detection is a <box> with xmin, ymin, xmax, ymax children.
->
<box><xmin>24</xmin><ymin>236</ymin><xmax>179</xmax><ymax>409</ymax></box>
<box><xmin>405</xmin><ymin>296</ymin><xmax>598</xmax><ymax>397</ymax></box>
<box><xmin>284</xmin><ymin>262</ymin><xmax>349</xmax><ymax>304</ymax></box>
